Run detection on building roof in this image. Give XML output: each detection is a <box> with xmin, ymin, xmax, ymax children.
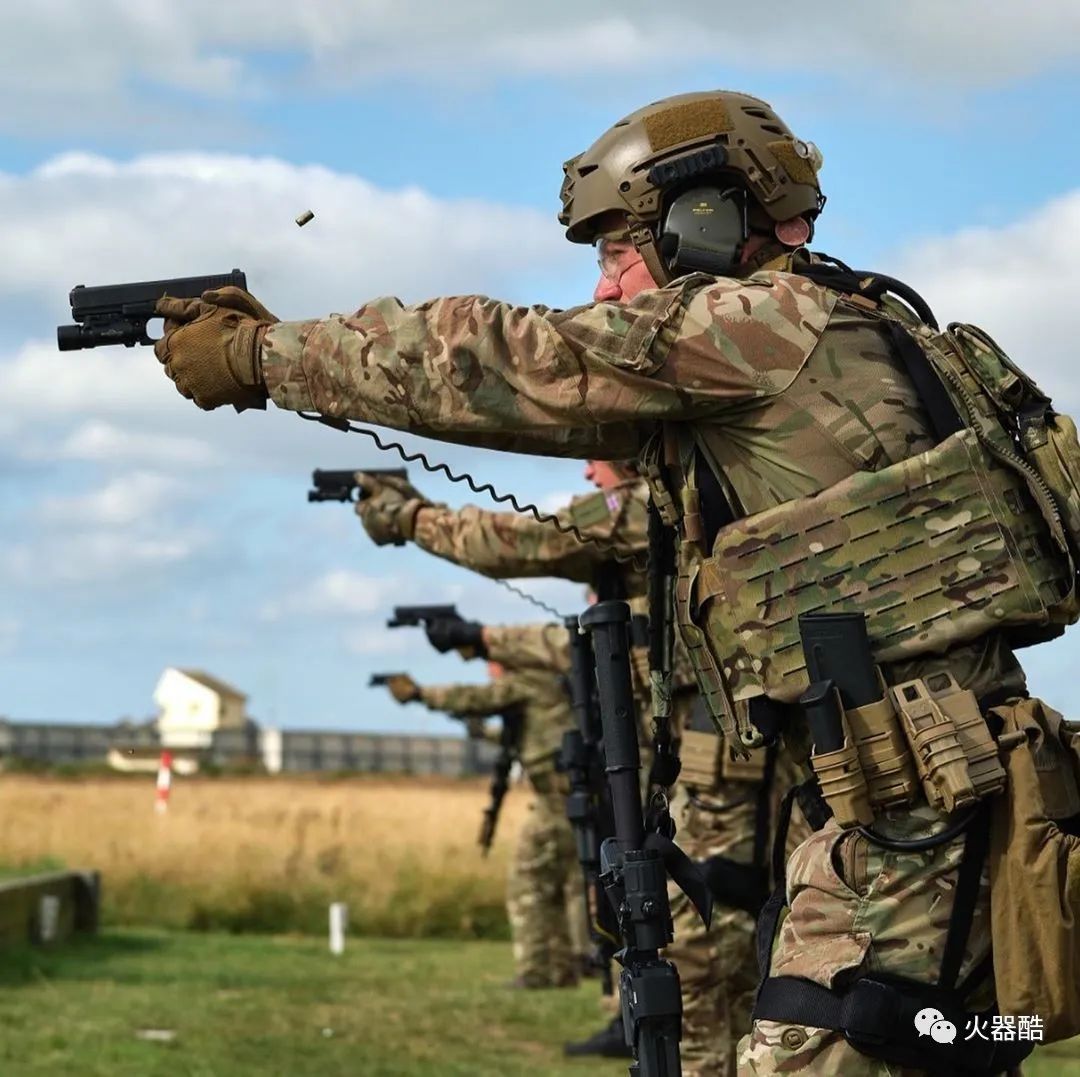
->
<box><xmin>176</xmin><ymin>669</ymin><xmax>248</xmax><ymax>702</ymax></box>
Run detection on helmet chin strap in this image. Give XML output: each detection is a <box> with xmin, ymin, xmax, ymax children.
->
<box><xmin>628</xmin><ymin>222</ymin><xmax>675</xmax><ymax>287</ymax></box>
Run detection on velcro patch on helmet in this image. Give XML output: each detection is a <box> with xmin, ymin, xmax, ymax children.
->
<box><xmin>769</xmin><ymin>140</ymin><xmax>817</xmax><ymax>185</ymax></box>
<box><xmin>644</xmin><ymin>100</ymin><xmax>733</xmax><ymax>152</ymax></box>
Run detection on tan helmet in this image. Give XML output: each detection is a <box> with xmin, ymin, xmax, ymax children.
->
<box><xmin>559</xmin><ymin>90</ymin><xmax>824</xmax><ymax>281</ymax></box>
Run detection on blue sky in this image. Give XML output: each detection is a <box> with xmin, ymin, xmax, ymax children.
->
<box><xmin>1</xmin><ymin>3</ymin><xmax>1078</xmax><ymax>735</ymax></box>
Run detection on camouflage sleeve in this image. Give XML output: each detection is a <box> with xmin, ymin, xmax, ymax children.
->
<box><xmin>260</xmin><ymin>274</ymin><xmax>836</xmax><ymax>458</ymax></box>
<box><xmin>483</xmin><ymin>623</ymin><xmax>570</xmax><ymax>673</ymax></box>
<box><xmin>419</xmin><ymin>679</ymin><xmax>526</xmax><ymax>717</ymax></box>
<box><xmin>411</xmin><ymin>479</ymin><xmax>648</xmax><ymax>582</ymax></box>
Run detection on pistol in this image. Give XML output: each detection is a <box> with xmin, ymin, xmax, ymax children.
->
<box><xmin>57</xmin><ymin>270</ymin><xmax>248</xmax><ymax>351</ymax></box>
<box><xmin>307</xmin><ymin>468</ymin><xmax>408</xmax><ymax>503</ymax></box>
<box><xmin>387</xmin><ymin>605</ymin><xmax>460</xmax><ymax>629</ymax></box>
<box><xmin>368</xmin><ymin>672</ymin><xmax>406</xmax><ymax>687</ymax></box>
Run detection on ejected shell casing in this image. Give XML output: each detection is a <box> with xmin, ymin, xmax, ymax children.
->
<box><xmin>295</xmin><ymin>209</ymin><xmax>315</xmax><ymax>227</ymax></box>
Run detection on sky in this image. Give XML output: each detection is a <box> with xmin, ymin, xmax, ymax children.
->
<box><xmin>1</xmin><ymin>2</ymin><xmax>1079</xmax><ymax>735</ymax></box>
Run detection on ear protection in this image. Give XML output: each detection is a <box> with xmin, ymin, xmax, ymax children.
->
<box><xmin>657</xmin><ymin>186</ymin><xmax>748</xmax><ymax>276</ymax></box>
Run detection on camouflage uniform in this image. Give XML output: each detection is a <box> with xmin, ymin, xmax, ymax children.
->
<box><xmin>419</xmin><ymin>670</ymin><xmax>586</xmax><ymax>987</ymax></box>
<box><xmin>261</xmin><ymin>259</ymin><xmax>1034</xmax><ymax>1072</ymax></box>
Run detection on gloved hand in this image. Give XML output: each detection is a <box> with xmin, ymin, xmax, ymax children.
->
<box><xmin>354</xmin><ymin>471</ymin><xmax>430</xmax><ymax>546</ymax></box>
<box><xmin>383</xmin><ymin>674</ymin><xmax>421</xmax><ymax>704</ymax></box>
<box><xmin>426</xmin><ymin>616</ymin><xmax>486</xmax><ymax>659</ymax></box>
<box><xmin>154</xmin><ymin>286</ymin><xmax>279</xmax><ymax>411</ymax></box>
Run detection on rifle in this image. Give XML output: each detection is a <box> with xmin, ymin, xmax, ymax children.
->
<box><xmin>387</xmin><ymin>605</ymin><xmax>460</xmax><ymax>629</ymax></box>
<box><xmin>560</xmin><ymin>615</ymin><xmax>619</xmax><ymax>996</ymax></box>
<box><xmin>478</xmin><ymin>707</ymin><xmax>524</xmax><ymax>855</ymax></box>
<box><xmin>581</xmin><ymin>600</ymin><xmax>713</xmax><ymax>1077</ymax></box>
<box><xmin>368</xmin><ymin>672</ymin><xmax>406</xmax><ymax>687</ymax></box>
<box><xmin>307</xmin><ymin>468</ymin><xmax>408</xmax><ymax>503</ymax></box>
<box><xmin>57</xmin><ymin>270</ymin><xmax>248</xmax><ymax>350</ymax></box>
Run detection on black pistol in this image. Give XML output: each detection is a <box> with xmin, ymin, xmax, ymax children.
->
<box><xmin>307</xmin><ymin>468</ymin><xmax>408</xmax><ymax>503</ymax></box>
<box><xmin>58</xmin><ymin>270</ymin><xmax>247</xmax><ymax>351</ymax></box>
<box><xmin>387</xmin><ymin>605</ymin><xmax>460</xmax><ymax>629</ymax></box>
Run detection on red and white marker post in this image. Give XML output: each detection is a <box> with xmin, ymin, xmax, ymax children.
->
<box><xmin>155</xmin><ymin>751</ymin><xmax>173</xmax><ymax>814</ymax></box>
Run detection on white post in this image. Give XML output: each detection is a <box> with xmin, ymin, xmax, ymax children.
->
<box><xmin>39</xmin><ymin>894</ymin><xmax>61</xmax><ymax>943</ymax></box>
<box><xmin>328</xmin><ymin>902</ymin><xmax>347</xmax><ymax>956</ymax></box>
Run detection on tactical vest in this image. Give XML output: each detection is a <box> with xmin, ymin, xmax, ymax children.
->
<box><xmin>643</xmin><ymin>266</ymin><xmax>1080</xmax><ymax>743</ymax></box>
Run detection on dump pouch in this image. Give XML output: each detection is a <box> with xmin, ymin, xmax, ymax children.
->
<box><xmin>988</xmin><ymin>696</ymin><xmax>1080</xmax><ymax>1042</ymax></box>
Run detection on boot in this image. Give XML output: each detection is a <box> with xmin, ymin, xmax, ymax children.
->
<box><xmin>563</xmin><ymin>1016</ymin><xmax>632</xmax><ymax>1058</ymax></box>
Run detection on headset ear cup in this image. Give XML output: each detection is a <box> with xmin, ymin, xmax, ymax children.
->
<box><xmin>660</xmin><ymin>186</ymin><xmax>748</xmax><ymax>276</ymax></box>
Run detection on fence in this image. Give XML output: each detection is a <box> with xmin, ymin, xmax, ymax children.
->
<box><xmin>277</xmin><ymin>730</ymin><xmax>495</xmax><ymax>775</ymax></box>
<box><xmin>0</xmin><ymin>719</ymin><xmax>497</xmax><ymax>777</ymax></box>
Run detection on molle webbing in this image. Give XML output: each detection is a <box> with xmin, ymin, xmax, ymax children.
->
<box><xmin>691</xmin><ymin>428</ymin><xmax>1072</xmax><ymax>706</ymax></box>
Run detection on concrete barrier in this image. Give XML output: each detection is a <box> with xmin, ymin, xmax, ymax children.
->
<box><xmin>0</xmin><ymin>871</ymin><xmax>100</xmax><ymax>946</ymax></box>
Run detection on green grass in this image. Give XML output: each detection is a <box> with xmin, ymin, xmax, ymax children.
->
<box><xmin>0</xmin><ymin>929</ymin><xmax>1076</xmax><ymax>1076</ymax></box>
<box><xmin>0</xmin><ymin>930</ymin><xmax>615</xmax><ymax>1076</ymax></box>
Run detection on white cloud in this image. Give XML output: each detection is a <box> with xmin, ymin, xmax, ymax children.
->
<box><xmin>343</xmin><ymin>628</ymin><xmax>413</xmax><ymax>657</ymax></box>
<box><xmin>2</xmin><ymin>530</ymin><xmax>201</xmax><ymax>585</ymax></box>
<box><xmin>260</xmin><ymin>569</ymin><xmax>404</xmax><ymax>620</ymax></box>
<box><xmin>0</xmin><ymin>339</ymin><xmax>167</xmax><ymax>416</ymax></box>
<box><xmin>894</xmin><ymin>189</ymin><xmax>1080</xmax><ymax>414</ymax></box>
<box><xmin>48</xmin><ymin>421</ymin><xmax>218</xmax><ymax>466</ymax></box>
<box><xmin>0</xmin><ymin>149</ymin><xmax>584</xmax><ymax>487</ymax></box>
<box><xmin>1</xmin><ymin>2</ymin><xmax>1077</xmax><ymax>138</ymax></box>
<box><xmin>36</xmin><ymin>471</ymin><xmax>183</xmax><ymax>527</ymax></box>
<box><xmin>4</xmin><ymin>151</ymin><xmax>564</xmax><ymax>316</ymax></box>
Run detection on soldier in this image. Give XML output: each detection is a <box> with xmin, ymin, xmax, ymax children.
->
<box><xmin>357</xmin><ymin>467</ymin><xmax>783</xmax><ymax>1072</ymax></box>
<box><xmin>378</xmin><ymin>662</ymin><xmax>588</xmax><ymax>990</ymax></box>
<box><xmin>153</xmin><ymin>90</ymin><xmax>1073</xmax><ymax>1074</ymax></box>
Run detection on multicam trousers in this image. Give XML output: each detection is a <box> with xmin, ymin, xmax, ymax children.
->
<box><xmin>506</xmin><ymin>788</ymin><xmax>587</xmax><ymax>987</ymax></box>
<box><xmin>665</xmin><ymin>751</ymin><xmax>811</xmax><ymax>1077</ymax></box>
<box><xmin>738</xmin><ymin>804</ymin><xmax>993</xmax><ymax>1075</ymax></box>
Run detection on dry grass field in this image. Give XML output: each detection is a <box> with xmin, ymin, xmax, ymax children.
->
<box><xmin>0</xmin><ymin>774</ymin><xmax>526</xmax><ymax>937</ymax></box>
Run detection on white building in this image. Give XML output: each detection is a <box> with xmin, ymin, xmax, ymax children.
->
<box><xmin>153</xmin><ymin>668</ymin><xmax>248</xmax><ymax>749</ymax></box>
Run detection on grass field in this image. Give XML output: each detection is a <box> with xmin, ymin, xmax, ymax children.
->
<box><xmin>1</xmin><ymin>775</ymin><xmax>1079</xmax><ymax>1074</ymax></box>
<box><xmin>0</xmin><ymin>774</ymin><xmax>524</xmax><ymax>937</ymax></box>
<box><xmin>0</xmin><ymin>929</ymin><xmax>1077</xmax><ymax>1077</ymax></box>
<box><xmin>0</xmin><ymin>929</ymin><xmax>610</xmax><ymax>1076</ymax></box>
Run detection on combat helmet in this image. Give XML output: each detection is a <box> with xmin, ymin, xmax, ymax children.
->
<box><xmin>559</xmin><ymin>90</ymin><xmax>824</xmax><ymax>284</ymax></box>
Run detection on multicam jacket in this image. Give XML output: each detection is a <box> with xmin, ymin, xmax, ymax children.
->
<box><xmin>419</xmin><ymin>669</ymin><xmax>572</xmax><ymax>777</ymax></box>
<box><xmin>263</xmin><ymin>266</ymin><xmax>1028</xmax><ymax>724</ymax></box>
<box><xmin>482</xmin><ymin>622</ymin><xmax>570</xmax><ymax>674</ymax></box>
<box><xmin>412</xmin><ymin>479</ymin><xmax>648</xmax><ymax>597</ymax></box>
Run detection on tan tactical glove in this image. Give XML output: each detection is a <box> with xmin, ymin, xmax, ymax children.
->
<box><xmin>384</xmin><ymin>674</ymin><xmax>421</xmax><ymax>704</ymax></box>
<box><xmin>154</xmin><ymin>286</ymin><xmax>278</xmax><ymax>411</ymax></box>
<box><xmin>354</xmin><ymin>471</ymin><xmax>431</xmax><ymax>546</ymax></box>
